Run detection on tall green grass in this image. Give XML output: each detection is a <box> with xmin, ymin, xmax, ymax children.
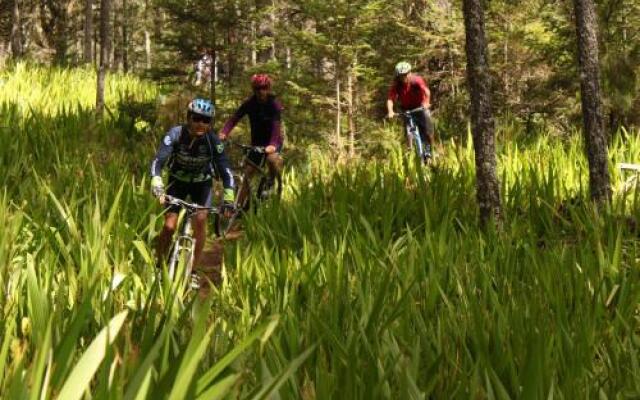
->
<box><xmin>0</xmin><ymin>65</ymin><xmax>307</xmax><ymax>399</ymax></box>
<box><xmin>0</xmin><ymin>62</ymin><xmax>156</xmax><ymax>116</ymax></box>
<box><xmin>229</xmin><ymin>128</ymin><xmax>640</xmax><ymax>397</ymax></box>
<box><xmin>1</xmin><ymin>65</ymin><xmax>640</xmax><ymax>398</ymax></box>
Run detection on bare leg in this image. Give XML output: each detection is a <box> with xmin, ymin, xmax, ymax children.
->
<box><xmin>192</xmin><ymin>210</ymin><xmax>208</xmax><ymax>268</ymax></box>
<box><xmin>266</xmin><ymin>153</ymin><xmax>283</xmax><ymax>196</ymax></box>
<box><xmin>266</xmin><ymin>153</ymin><xmax>283</xmax><ymax>179</ymax></box>
<box><xmin>157</xmin><ymin>212</ymin><xmax>178</xmax><ymax>265</ymax></box>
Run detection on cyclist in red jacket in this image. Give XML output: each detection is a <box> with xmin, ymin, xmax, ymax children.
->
<box><xmin>386</xmin><ymin>61</ymin><xmax>435</xmax><ymax>159</ymax></box>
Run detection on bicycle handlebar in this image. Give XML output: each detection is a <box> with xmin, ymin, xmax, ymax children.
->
<box><xmin>402</xmin><ymin>106</ymin><xmax>425</xmax><ymax>115</ymax></box>
<box><xmin>164</xmin><ymin>195</ymin><xmax>219</xmax><ymax>213</ymax></box>
<box><xmin>385</xmin><ymin>106</ymin><xmax>426</xmax><ymax>121</ymax></box>
<box><xmin>398</xmin><ymin>106</ymin><xmax>426</xmax><ymax>117</ymax></box>
<box><xmin>228</xmin><ymin>142</ymin><xmax>267</xmax><ymax>153</ymax></box>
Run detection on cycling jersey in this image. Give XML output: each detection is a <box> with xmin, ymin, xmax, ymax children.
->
<box><xmin>387</xmin><ymin>75</ymin><xmax>430</xmax><ymax>110</ymax></box>
<box><xmin>219</xmin><ymin>95</ymin><xmax>283</xmax><ymax>147</ymax></box>
<box><xmin>150</xmin><ymin>125</ymin><xmax>235</xmax><ymax>189</ymax></box>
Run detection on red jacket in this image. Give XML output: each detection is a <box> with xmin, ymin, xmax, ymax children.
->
<box><xmin>388</xmin><ymin>75</ymin><xmax>430</xmax><ymax>110</ymax></box>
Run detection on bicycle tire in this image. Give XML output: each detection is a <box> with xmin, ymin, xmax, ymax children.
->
<box><xmin>214</xmin><ymin>185</ymin><xmax>250</xmax><ymax>237</ymax></box>
<box><xmin>257</xmin><ymin>175</ymin><xmax>282</xmax><ymax>202</ymax></box>
<box><xmin>166</xmin><ymin>237</ymin><xmax>195</xmax><ymax>291</ymax></box>
<box><xmin>412</xmin><ymin>129</ymin><xmax>424</xmax><ymax>162</ymax></box>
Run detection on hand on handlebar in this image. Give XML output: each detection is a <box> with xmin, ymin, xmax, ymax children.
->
<box><xmin>386</xmin><ymin>111</ymin><xmax>396</xmax><ymax>120</ymax></box>
<box><xmin>265</xmin><ymin>145</ymin><xmax>276</xmax><ymax>154</ymax></box>
<box><xmin>222</xmin><ymin>201</ymin><xmax>235</xmax><ymax>218</ymax></box>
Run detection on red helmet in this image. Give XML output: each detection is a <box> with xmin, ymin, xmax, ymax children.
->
<box><xmin>251</xmin><ymin>74</ymin><xmax>272</xmax><ymax>90</ymax></box>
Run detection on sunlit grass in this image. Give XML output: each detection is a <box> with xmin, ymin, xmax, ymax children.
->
<box><xmin>0</xmin><ymin>62</ymin><xmax>157</xmax><ymax>116</ymax></box>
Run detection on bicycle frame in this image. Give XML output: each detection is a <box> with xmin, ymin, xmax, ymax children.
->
<box><xmin>215</xmin><ymin>143</ymin><xmax>280</xmax><ymax>237</ymax></box>
<box><xmin>164</xmin><ymin>195</ymin><xmax>217</xmax><ymax>289</ymax></box>
<box><xmin>234</xmin><ymin>144</ymin><xmax>271</xmax><ymax>207</ymax></box>
<box><xmin>399</xmin><ymin>107</ymin><xmax>426</xmax><ymax>162</ymax></box>
<box><xmin>167</xmin><ymin>211</ymin><xmax>195</xmax><ymax>283</ymax></box>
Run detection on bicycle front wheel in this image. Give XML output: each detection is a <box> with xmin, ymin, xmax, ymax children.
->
<box><xmin>166</xmin><ymin>236</ymin><xmax>195</xmax><ymax>291</ymax></box>
<box><xmin>413</xmin><ymin>131</ymin><xmax>424</xmax><ymax>162</ymax></box>
<box><xmin>214</xmin><ymin>185</ymin><xmax>250</xmax><ymax>238</ymax></box>
<box><xmin>256</xmin><ymin>175</ymin><xmax>282</xmax><ymax>202</ymax></box>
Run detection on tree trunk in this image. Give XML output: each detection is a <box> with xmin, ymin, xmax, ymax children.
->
<box><xmin>347</xmin><ymin>61</ymin><xmax>357</xmax><ymax>158</ymax></box>
<box><xmin>285</xmin><ymin>47</ymin><xmax>291</xmax><ymax>69</ymax></box>
<box><xmin>44</xmin><ymin>0</ymin><xmax>71</xmax><ymax>65</ymax></box>
<box><xmin>10</xmin><ymin>0</ymin><xmax>23</xmax><ymax>58</ymax></box>
<box><xmin>269</xmin><ymin>0</ymin><xmax>276</xmax><ymax>61</ymax></box>
<box><xmin>255</xmin><ymin>0</ymin><xmax>274</xmax><ymax>64</ymax></box>
<box><xmin>462</xmin><ymin>0</ymin><xmax>501</xmax><ymax>225</ymax></box>
<box><xmin>144</xmin><ymin>0</ymin><xmax>151</xmax><ymax>69</ymax></box>
<box><xmin>96</xmin><ymin>0</ymin><xmax>111</xmax><ymax>117</ymax></box>
<box><xmin>250</xmin><ymin>20</ymin><xmax>257</xmax><ymax>66</ymax></box>
<box><xmin>122</xmin><ymin>0</ymin><xmax>128</xmax><ymax>72</ymax></box>
<box><xmin>83</xmin><ymin>0</ymin><xmax>93</xmax><ymax>63</ymax></box>
<box><xmin>335</xmin><ymin>62</ymin><xmax>342</xmax><ymax>154</ymax></box>
<box><xmin>113</xmin><ymin>0</ymin><xmax>122</xmax><ymax>70</ymax></box>
<box><xmin>144</xmin><ymin>29</ymin><xmax>152</xmax><ymax>68</ymax></box>
<box><xmin>210</xmin><ymin>4</ymin><xmax>217</xmax><ymax>102</ymax></box>
<box><xmin>573</xmin><ymin>0</ymin><xmax>611</xmax><ymax>204</ymax></box>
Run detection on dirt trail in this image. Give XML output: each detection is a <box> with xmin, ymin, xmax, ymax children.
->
<box><xmin>196</xmin><ymin>228</ymin><xmax>243</xmax><ymax>293</ymax></box>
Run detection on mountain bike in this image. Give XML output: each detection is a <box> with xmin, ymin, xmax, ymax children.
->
<box><xmin>397</xmin><ymin>107</ymin><xmax>431</xmax><ymax>165</ymax></box>
<box><xmin>214</xmin><ymin>143</ymin><xmax>282</xmax><ymax>237</ymax></box>
<box><xmin>162</xmin><ymin>195</ymin><xmax>219</xmax><ymax>291</ymax></box>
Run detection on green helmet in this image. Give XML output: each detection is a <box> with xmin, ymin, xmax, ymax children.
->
<box><xmin>394</xmin><ymin>61</ymin><xmax>411</xmax><ymax>76</ymax></box>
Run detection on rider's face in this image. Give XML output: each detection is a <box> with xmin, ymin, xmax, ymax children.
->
<box><xmin>255</xmin><ymin>87</ymin><xmax>270</xmax><ymax>102</ymax></box>
<box><xmin>397</xmin><ymin>73</ymin><xmax>410</xmax><ymax>84</ymax></box>
<box><xmin>188</xmin><ymin>114</ymin><xmax>211</xmax><ymax>136</ymax></box>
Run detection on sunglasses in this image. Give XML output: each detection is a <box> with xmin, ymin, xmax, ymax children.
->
<box><xmin>191</xmin><ymin>114</ymin><xmax>212</xmax><ymax>124</ymax></box>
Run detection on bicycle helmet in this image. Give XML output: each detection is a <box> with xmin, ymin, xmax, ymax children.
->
<box><xmin>394</xmin><ymin>61</ymin><xmax>411</xmax><ymax>76</ymax></box>
<box><xmin>187</xmin><ymin>98</ymin><xmax>214</xmax><ymax>118</ymax></box>
<box><xmin>251</xmin><ymin>74</ymin><xmax>272</xmax><ymax>90</ymax></box>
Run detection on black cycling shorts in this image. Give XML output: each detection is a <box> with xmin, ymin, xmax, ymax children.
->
<box><xmin>165</xmin><ymin>177</ymin><xmax>212</xmax><ymax>213</ymax></box>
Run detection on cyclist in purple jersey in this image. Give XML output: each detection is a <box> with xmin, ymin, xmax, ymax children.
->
<box><xmin>219</xmin><ymin>74</ymin><xmax>284</xmax><ymax>203</ymax></box>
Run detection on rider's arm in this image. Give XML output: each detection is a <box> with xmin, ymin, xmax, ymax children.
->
<box><xmin>150</xmin><ymin>127</ymin><xmax>180</xmax><ymax>177</ymax></box>
<box><xmin>150</xmin><ymin>126</ymin><xmax>180</xmax><ymax>195</ymax></box>
<box><xmin>210</xmin><ymin>136</ymin><xmax>236</xmax><ymax>202</ymax></box>
<box><xmin>415</xmin><ymin>76</ymin><xmax>431</xmax><ymax>109</ymax></box>
<box><xmin>219</xmin><ymin>100</ymin><xmax>249</xmax><ymax>139</ymax></box>
<box><xmin>386</xmin><ymin>84</ymin><xmax>398</xmax><ymax>117</ymax></box>
<box><xmin>268</xmin><ymin>100</ymin><xmax>284</xmax><ymax>147</ymax></box>
<box><xmin>422</xmin><ymin>85</ymin><xmax>431</xmax><ymax>109</ymax></box>
<box><xmin>386</xmin><ymin>99</ymin><xmax>395</xmax><ymax>117</ymax></box>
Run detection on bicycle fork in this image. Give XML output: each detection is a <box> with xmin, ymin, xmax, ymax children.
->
<box><xmin>168</xmin><ymin>218</ymin><xmax>195</xmax><ymax>283</ymax></box>
<box><xmin>405</xmin><ymin>122</ymin><xmax>424</xmax><ymax>160</ymax></box>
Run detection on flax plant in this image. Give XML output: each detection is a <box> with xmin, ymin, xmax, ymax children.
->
<box><xmin>2</xmin><ymin>65</ymin><xmax>640</xmax><ymax>398</ymax></box>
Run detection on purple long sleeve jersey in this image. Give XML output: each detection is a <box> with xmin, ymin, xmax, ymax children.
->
<box><xmin>219</xmin><ymin>95</ymin><xmax>283</xmax><ymax>147</ymax></box>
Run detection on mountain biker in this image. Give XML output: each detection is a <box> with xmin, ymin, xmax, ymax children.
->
<box><xmin>150</xmin><ymin>98</ymin><xmax>235</xmax><ymax>277</ymax></box>
<box><xmin>386</xmin><ymin>61</ymin><xmax>435</xmax><ymax>160</ymax></box>
<box><xmin>218</xmin><ymin>73</ymin><xmax>283</xmax><ymax>203</ymax></box>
